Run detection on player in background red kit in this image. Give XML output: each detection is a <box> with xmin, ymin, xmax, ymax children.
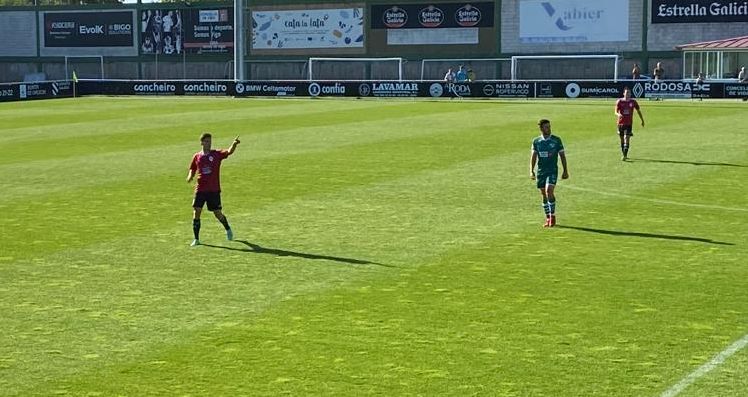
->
<box><xmin>187</xmin><ymin>133</ymin><xmax>240</xmax><ymax>246</ymax></box>
<box><xmin>615</xmin><ymin>87</ymin><xmax>645</xmax><ymax>161</ymax></box>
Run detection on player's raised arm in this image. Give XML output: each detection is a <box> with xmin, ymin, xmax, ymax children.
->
<box><xmin>227</xmin><ymin>136</ymin><xmax>241</xmax><ymax>155</ymax></box>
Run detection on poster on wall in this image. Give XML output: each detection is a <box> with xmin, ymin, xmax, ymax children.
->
<box><xmin>519</xmin><ymin>0</ymin><xmax>628</xmax><ymax>43</ymax></box>
<box><xmin>141</xmin><ymin>8</ymin><xmax>233</xmax><ymax>55</ymax></box>
<box><xmin>652</xmin><ymin>0</ymin><xmax>748</xmax><ymax>23</ymax></box>
<box><xmin>251</xmin><ymin>8</ymin><xmax>364</xmax><ymax>50</ymax></box>
<box><xmin>44</xmin><ymin>11</ymin><xmax>134</xmax><ymax>47</ymax></box>
<box><xmin>184</xmin><ymin>8</ymin><xmax>234</xmax><ymax>54</ymax></box>
<box><xmin>141</xmin><ymin>9</ymin><xmax>183</xmax><ymax>55</ymax></box>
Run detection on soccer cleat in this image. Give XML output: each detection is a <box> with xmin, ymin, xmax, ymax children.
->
<box><xmin>226</xmin><ymin>229</ymin><xmax>233</xmax><ymax>241</ymax></box>
<box><xmin>543</xmin><ymin>218</ymin><xmax>551</xmax><ymax>228</ymax></box>
<box><xmin>190</xmin><ymin>239</ymin><xmax>201</xmax><ymax>247</ymax></box>
<box><xmin>550</xmin><ymin>215</ymin><xmax>557</xmax><ymax>226</ymax></box>
<box><xmin>621</xmin><ymin>155</ymin><xmax>627</xmax><ymax>161</ymax></box>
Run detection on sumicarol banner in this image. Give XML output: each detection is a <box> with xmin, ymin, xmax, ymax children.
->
<box><xmin>652</xmin><ymin>0</ymin><xmax>748</xmax><ymax>23</ymax></box>
<box><xmin>44</xmin><ymin>10</ymin><xmax>134</xmax><ymax>47</ymax></box>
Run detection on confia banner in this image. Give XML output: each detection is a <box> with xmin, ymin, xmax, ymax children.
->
<box><xmin>519</xmin><ymin>0</ymin><xmax>628</xmax><ymax>43</ymax></box>
<box><xmin>251</xmin><ymin>8</ymin><xmax>364</xmax><ymax>49</ymax></box>
<box><xmin>652</xmin><ymin>0</ymin><xmax>748</xmax><ymax>23</ymax></box>
<box><xmin>44</xmin><ymin>11</ymin><xmax>134</xmax><ymax>47</ymax></box>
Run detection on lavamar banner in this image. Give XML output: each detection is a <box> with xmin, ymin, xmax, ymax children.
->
<box><xmin>44</xmin><ymin>11</ymin><xmax>134</xmax><ymax>47</ymax></box>
<box><xmin>652</xmin><ymin>0</ymin><xmax>748</xmax><ymax>23</ymax></box>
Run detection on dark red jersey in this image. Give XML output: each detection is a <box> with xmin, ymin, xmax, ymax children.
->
<box><xmin>189</xmin><ymin>150</ymin><xmax>229</xmax><ymax>192</ymax></box>
<box><xmin>616</xmin><ymin>98</ymin><xmax>640</xmax><ymax>126</ymax></box>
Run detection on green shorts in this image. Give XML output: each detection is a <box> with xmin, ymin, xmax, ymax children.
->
<box><xmin>536</xmin><ymin>172</ymin><xmax>558</xmax><ymax>189</ymax></box>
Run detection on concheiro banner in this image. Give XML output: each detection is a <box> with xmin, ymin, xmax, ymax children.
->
<box><xmin>251</xmin><ymin>8</ymin><xmax>364</xmax><ymax>50</ymax></box>
<box><xmin>44</xmin><ymin>11</ymin><xmax>134</xmax><ymax>47</ymax></box>
<box><xmin>519</xmin><ymin>0</ymin><xmax>629</xmax><ymax>43</ymax></box>
<box><xmin>652</xmin><ymin>0</ymin><xmax>748</xmax><ymax>23</ymax></box>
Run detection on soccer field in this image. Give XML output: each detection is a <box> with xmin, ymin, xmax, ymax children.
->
<box><xmin>1</xmin><ymin>97</ymin><xmax>747</xmax><ymax>396</ymax></box>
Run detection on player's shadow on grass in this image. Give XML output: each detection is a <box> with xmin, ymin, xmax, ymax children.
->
<box><xmin>556</xmin><ymin>225</ymin><xmax>733</xmax><ymax>246</ymax></box>
<box><xmin>628</xmin><ymin>158</ymin><xmax>748</xmax><ymax>168</ymax></box>
<box><xmin>202</xmin><ymin>240</ymin><xmax>392</xmax><ymax>267</ymax></box>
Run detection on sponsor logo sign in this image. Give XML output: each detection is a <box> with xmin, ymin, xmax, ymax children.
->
<box><xmin>44</xmin><ymin>11</ymin><xmax>134</xmax><ymax>47</ymax></box>
<box><xmin>652</xmin><ymin>0</ymin><xmax>748</xmax><ymax>23</ymax></box>
<box><xmin>133</xmin><ymin>82</ymin><xmax>177</xmax><ymax>94</ymax></box>
<box><xmin>252</xmin><ymin>8</ymin><xmax>363</xmax><ymax>50</ymax></box>
<box><xmin>419</xmin><ymin>5</ymin><xmax>445</xmax><ymax>28</ymax></box>
<box><xmin>482</xmin><ymin>82</ymin><xmax>533</xmax><ymax>98</ymax></box>
<box><xmin>183</xmin><ymin>82</ymin><xmax>227</xmax><ymax>95</ymax></box>
<box><xmin>564</xmin><ymin>82</ymin><xmax>620</xmax><ymax>98</ymax></box>
<box><xmin>235</xmin><ymin>83</ymin><xmax>299</xmax><ymax>96</ymax></box>
<box><xmin>724</xmin><ymin>83</ymin><xmax>748</xmax><ymax>98</ymax></box>
<box><xmin>642</xmin><ymin>81</ymin><xmax>694</xmax><ymax>99</ymax></box>
<box><xmin>357</xmin><ymin>82</ymin><xmax>419</xmax><ymax>97</ymax></box>
<box><xmin>372</xmin><ymin>2</ymin><xmax>494</xmax><ymax>29</ymax></box>
<box><xmin>185</xmin><ymin>8</ymin><xmax>234</xmax><ymax>54</ymax></box>
<box><xmin>519</xmin><ymin>0</ymin><xmax>628</xmax><ymax>43</ymax></box>
<box><xmin>308</xmin><ymin>82</ymin><xmax>346</xmax><ymax>97</ymax></box>
<box><xmin>382</xmin><ymin>6</ymin><xmax>408</xmax><ymax>28</ymax></box>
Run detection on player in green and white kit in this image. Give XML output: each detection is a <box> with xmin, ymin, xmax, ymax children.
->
<box><xmin>530</xmin><ymin>119</ymin><xmax>569</xmax><ymax>227</ymax></box>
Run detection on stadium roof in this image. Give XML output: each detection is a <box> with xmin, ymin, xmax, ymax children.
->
<box><xmin>676</xmin><ymin>36</ymin><xmax>748</xmax><ymax>50</ymax></box>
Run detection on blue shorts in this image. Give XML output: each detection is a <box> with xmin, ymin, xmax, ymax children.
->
<box><xmin>536</xmin><ymin>173</ymin><xmax>558</xmax><ymax>189</ymax></box>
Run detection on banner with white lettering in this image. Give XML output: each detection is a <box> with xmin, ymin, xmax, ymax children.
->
<box><xmin>184</xmin><ymin>8</ymin><xmax>234</xmax><ymax>54</ymax></box>
<box><xmin>371</xmin><ymin>2</ymin><xmax>494</xmax><ymax>29</ymax></box>
<box><xmin>0</xmin><ymin>81</ymin><xmax>74</xmax><ymax>102</ymax></box>
<box><xmin>519</xmin><ymin>0</ymin><xmax>628</xmax><ymax>43</ymax></box>
<box><xmin>251</xmin><ymin>8</ymin><xmax>364</xmax><ymax>49</ymax></box>
<box><xmin>652</xmin><ymin>0</ymin><xmax>748</xmax><ymax>23</ymax></box>
<box><xmin>44</xmin><ymin>11</ymin><xmax>134</xmax><ymax>47</ymax></box>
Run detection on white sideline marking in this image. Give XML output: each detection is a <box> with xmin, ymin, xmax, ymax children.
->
<box><xmin>660</xmin><ymin>333</ymin><xmax>748</xmax><ymax>397</ymax></box>
<box><xmin>564</xmin><ymin>185</ymin><xmax>748</xmax><ymax>212</ymax></box>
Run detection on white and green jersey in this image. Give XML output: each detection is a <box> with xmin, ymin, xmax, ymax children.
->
<box><xmin>532</xmin><ymin>135</ymin><xmax>564</xmax><ymax>174</ymax></box>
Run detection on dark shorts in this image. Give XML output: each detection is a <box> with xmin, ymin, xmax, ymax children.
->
<box><xmin>536</xmin><ymin>172</ymin><xmax>558</xmax><ymax>189</ymax></box>
<box><xmin>618</xmin><ymin>125</ymin><xmax>633</xmax><ymax>136</ymax></box>
<box><xmin>192</xmin><ymin>191</ymin><xmax>222</xmax><ymax>211</ymax></box>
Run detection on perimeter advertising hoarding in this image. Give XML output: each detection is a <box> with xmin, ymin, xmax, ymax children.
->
<box><xmin>251</xmin><ymin>8</ymin><xmax>364</xmax><ymax>50</ymax></box>
<box><xmin>371</xmin><ymin>2</ymin><xmax>494</xmax><ymax>29</ymax></box>
<box><xmin>44</xmin><ymin>11</ymin><xmax>134</xmax><ymax>47</ymax></box>
<box><xmin>41</xmin><ymin>80</ymin><xmax>748</xmax><ymax>100</ymax></box>
<box><xmin>519</xmin><ymin>0</ymin><xmax>629</xmax><ymax>43</ymax></box>
<box><xmin>652</xmin><ymin>0</ymin><xmax>748</xmax><ymax>23</ymax></box>
<box><xmin>0</xmin><ymin>81</ymin><xmax>73</xmax><ymax>102</ymax></box>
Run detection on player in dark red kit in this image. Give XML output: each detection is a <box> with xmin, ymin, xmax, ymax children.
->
<box><xmin>187</xmin><ymin>133</ymin><xmax>240</xmax><ymax>246</ymax></box>
<box><xmin>615</xmin><ymin>86</ymin><xmax>645</xmax><ymax>161</ymax></box>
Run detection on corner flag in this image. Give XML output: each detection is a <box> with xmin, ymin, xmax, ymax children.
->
<box><xmin>72</xmin><ymin>71</ymin><xmax>78</xmax><ymax>83</ymax></box>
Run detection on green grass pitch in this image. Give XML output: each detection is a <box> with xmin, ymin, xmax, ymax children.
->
<box><xmin>1</xmin><ymin>96</ymin><xmax>747</xmax><ymax>396</ymax></box>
